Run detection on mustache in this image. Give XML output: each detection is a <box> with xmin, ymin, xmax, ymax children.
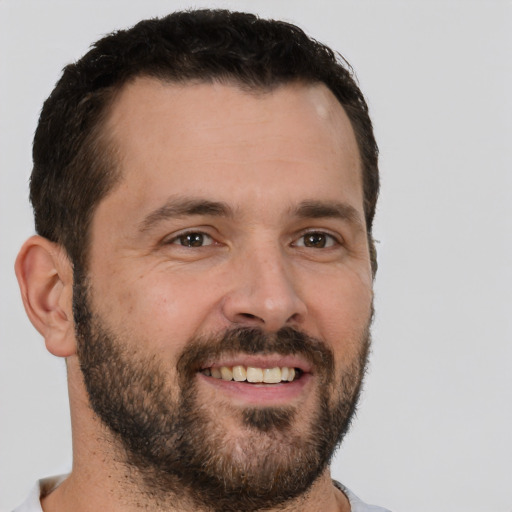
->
<box><xmin>176</xmin><ymin>326</ymin><xmax>335</xmax><ymax>378</ymax></box>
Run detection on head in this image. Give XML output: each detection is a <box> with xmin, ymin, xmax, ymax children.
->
<box><xmin>18</xmin><ymin>9</ymin><xmax>379</xmax><ymax>512</ymax></box>
<box><xmin>30</xmin><ymin>8</ymin><xmax>378</xmax><ymax>274</ymax></box>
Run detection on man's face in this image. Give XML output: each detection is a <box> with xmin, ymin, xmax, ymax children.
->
<box><xmin>76</xmin><ymin>78</ymin><xmax>373</xmax><ymax>509</ymax></box>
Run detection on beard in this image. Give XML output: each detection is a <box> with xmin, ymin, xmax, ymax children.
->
<box><xmin>73</xmin><ymin>270</ymin><xmax>371</xmax><ymax>512</ymax></box>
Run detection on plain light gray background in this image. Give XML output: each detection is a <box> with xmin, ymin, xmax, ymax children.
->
<box><xmin>1</xmin><ymin>1</ymin><xmax>511</xmax><ymax>511</ymax></box>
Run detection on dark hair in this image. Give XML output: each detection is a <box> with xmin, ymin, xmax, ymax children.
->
<box><xmin>30</xmin><ymin>9</ymin><xmax>379</xmax><ymax>272</ymax></box>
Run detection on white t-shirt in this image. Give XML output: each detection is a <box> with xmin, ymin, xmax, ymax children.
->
<box><xmin>13</xmin><ymin>475</ymin><xmax>391</xmax><ymax>512</ymax></box>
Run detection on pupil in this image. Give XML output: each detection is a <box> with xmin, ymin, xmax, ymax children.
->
<box><xmin>305</xmin><ymin>233</ymin><xmax>325</xmax><ymax>248</ymax></box>
<box><xmin>183</xmin><ymin>233</ymin><xmax>203</xmax><ymax>247</ymax></box>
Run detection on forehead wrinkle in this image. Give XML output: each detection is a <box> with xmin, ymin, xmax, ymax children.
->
<box><xmin>139</xmin><ymin>196</ymin><xmax>236</xmax><ymax>232</ymax></box>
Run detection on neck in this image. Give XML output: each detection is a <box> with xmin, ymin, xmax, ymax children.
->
<box><xmin>42</xmin><ymin>466</ymin><xmax>349</xmax><ymax>512</ymax></box>
<box><xmin>43</xmin><ymin>359</ymin><xmax>350</xmax><ymax>512</ymax></box>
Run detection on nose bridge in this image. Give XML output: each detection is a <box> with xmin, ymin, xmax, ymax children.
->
<box><xmin>222</xmin><ymin>238</ymin><xmax>306</xmax><ymax>330</ymax></box>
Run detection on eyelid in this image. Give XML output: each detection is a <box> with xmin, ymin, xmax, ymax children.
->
<box><xmin>292</xmin><ymin>229</ymin><xmax>344</xmax><ymax>248</ymax></box>
<box><xmin>164</xmin><ymin>228</ymin><xmax>217</xmax><ymax>246</ymax></box>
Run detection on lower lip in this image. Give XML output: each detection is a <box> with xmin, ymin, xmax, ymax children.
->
<box><xmin>197</xmin><ymin>373</ymin><xmax>312</xmax><ymax>405</ymax></box>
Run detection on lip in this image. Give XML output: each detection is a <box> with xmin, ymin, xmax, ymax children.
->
<box><xmin>197</xmin><ymin>371</ymin><xmax>312</xmax><ymax>405</ymax></box>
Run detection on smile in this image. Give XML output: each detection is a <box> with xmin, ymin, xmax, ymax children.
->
<box><xmin>201</xmin><ymin>365</ymin><xmax>302</xmax><ymax>383</ymax></box>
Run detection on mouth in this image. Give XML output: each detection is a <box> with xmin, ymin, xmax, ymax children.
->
<box><xmin>195</xmin><ymin>356</ymin><xmax>312</xmax><ymax>405</ymax></box>
<box><xmin>200</xmin><ymin>365</ymin><xmax>303</xmax><ymax>383</ymax></box>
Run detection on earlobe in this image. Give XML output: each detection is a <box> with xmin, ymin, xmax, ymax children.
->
<box><xmin>15</xmin><ymin>235</ymin><xmax>77</xmax><ymax>357</ymax></box>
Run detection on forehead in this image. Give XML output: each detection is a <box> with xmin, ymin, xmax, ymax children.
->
<box><xmin>100</xmin><ymin>78</ymin><xmax>362</xmax><ymax>220</ymax></box>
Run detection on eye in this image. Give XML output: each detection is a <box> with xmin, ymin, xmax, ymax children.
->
<box><xmin>170</xmin><ymin>232</ymin><xmax>214</xmax><ymax>247</ymax></box>
<box><xmin>294</xmin><ymin>231</ymin><xmax>338</xmax><ymax>249</ymax></box>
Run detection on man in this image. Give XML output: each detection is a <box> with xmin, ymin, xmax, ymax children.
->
<box><xmin>14</xmin><ymin>9</ymin><xmax>387</xmax><ymax>512</ymax></box>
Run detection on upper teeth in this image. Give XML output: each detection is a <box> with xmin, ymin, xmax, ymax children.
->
<box><xmin>203</xmin><ymin>366</ymin><xmax>297</xmax><ymax>383</ymax></box>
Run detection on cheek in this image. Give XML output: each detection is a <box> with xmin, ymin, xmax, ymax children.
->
<box><xmin>307</xmin><ymin>270</ymin><xmax>373</xmax><ymax>365</ymax></box>
<box><xmin>95</xmin><ymin>270</ymin><xmax>221</xmax><ymax>352</ymax></box>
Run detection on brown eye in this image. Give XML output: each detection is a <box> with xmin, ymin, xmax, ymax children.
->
<box><xmin>305</xmin><ymin>233</ymin><xmax>326</xmax><ymax>248</ymax></box>
<box><xmin>295</xmin><ymin>232</ymin><xmax>337</xmax><ymax>248</ymax></box>
<box><xmin>173</xmin><ymin>232</ymin><xmax>213</xmax><ymax>247</ymax></box>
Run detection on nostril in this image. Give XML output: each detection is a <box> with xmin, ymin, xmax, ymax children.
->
<box><xmin>287</xmin><ymin>312</ymin><xmax>302</xmax><ymax>324</ymax></box>
<box><xmin>231</xmin><ymin>312</ymin><xmax>266</xmax><ymax>327</ymax></box>
<box><xmin>237</xmin><ymin>313</ymin><xmax>265</xmax><ymax>324</ymax></box>
<box><xmin>239</xmin><ymin>313</ymin><xmax>260</xmax><ymax>321</ymax></box>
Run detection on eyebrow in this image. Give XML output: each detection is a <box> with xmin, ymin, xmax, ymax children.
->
<box><xmin>139</xmin><ymin>197</ymin><xmax>234</xmax><ymax>232</ymax></box>
<box><xmin>139</xmin><ymin>197</ymin><xmax>365</xmax><ymax>233</ymax></box>
<box><xmin>292</xmin><ymin>200</ymin><xmax>365</xmax><ymax>229</ymax></box>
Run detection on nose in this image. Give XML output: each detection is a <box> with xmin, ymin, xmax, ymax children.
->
<box><xmin>221</xmin><ymin>245</ymin><xmax>307</xmax><ymax>332</ymax></box>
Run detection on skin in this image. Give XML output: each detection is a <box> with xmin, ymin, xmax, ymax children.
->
<box><xmin>16</xmin><ymin>78</ymin><xmax>373</xmax><ymax>512</ymax></box>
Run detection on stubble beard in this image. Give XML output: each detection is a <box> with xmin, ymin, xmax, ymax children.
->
<box><xmin>73</xmin><ymin>271</ymin><xmax>371</xmax><ymax>512</ymax></box>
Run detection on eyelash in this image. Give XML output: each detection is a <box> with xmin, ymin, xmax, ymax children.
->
<box><xmin>166</xmin><ymin>229</ymin><xmax>342</xmax><ymax>249</ymax></box>
<box><xmin>167</xmin><ymin>230</ymin><xmax>215</xmax><ymax>247</ymax></box>
<box><xmin>293</xmin><ymin>231</ymin><xmax>341</xmax><ymax>249</ymax></box>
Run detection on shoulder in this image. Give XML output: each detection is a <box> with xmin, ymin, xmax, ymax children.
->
<box><xmin>12</xmin><ymin>475</ymin><xmax>67</xmax><ymax>512</ymax></box>
<box><xmin>333</xmin><ymin>480</ymin><xmax>392</xmax><ymax>512</ymax></box>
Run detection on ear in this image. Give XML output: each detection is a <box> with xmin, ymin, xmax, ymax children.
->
<box><xmin>15</xmin><ymin>235</ymin><xmax>76</xmax><ymax>357</ymax></box>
